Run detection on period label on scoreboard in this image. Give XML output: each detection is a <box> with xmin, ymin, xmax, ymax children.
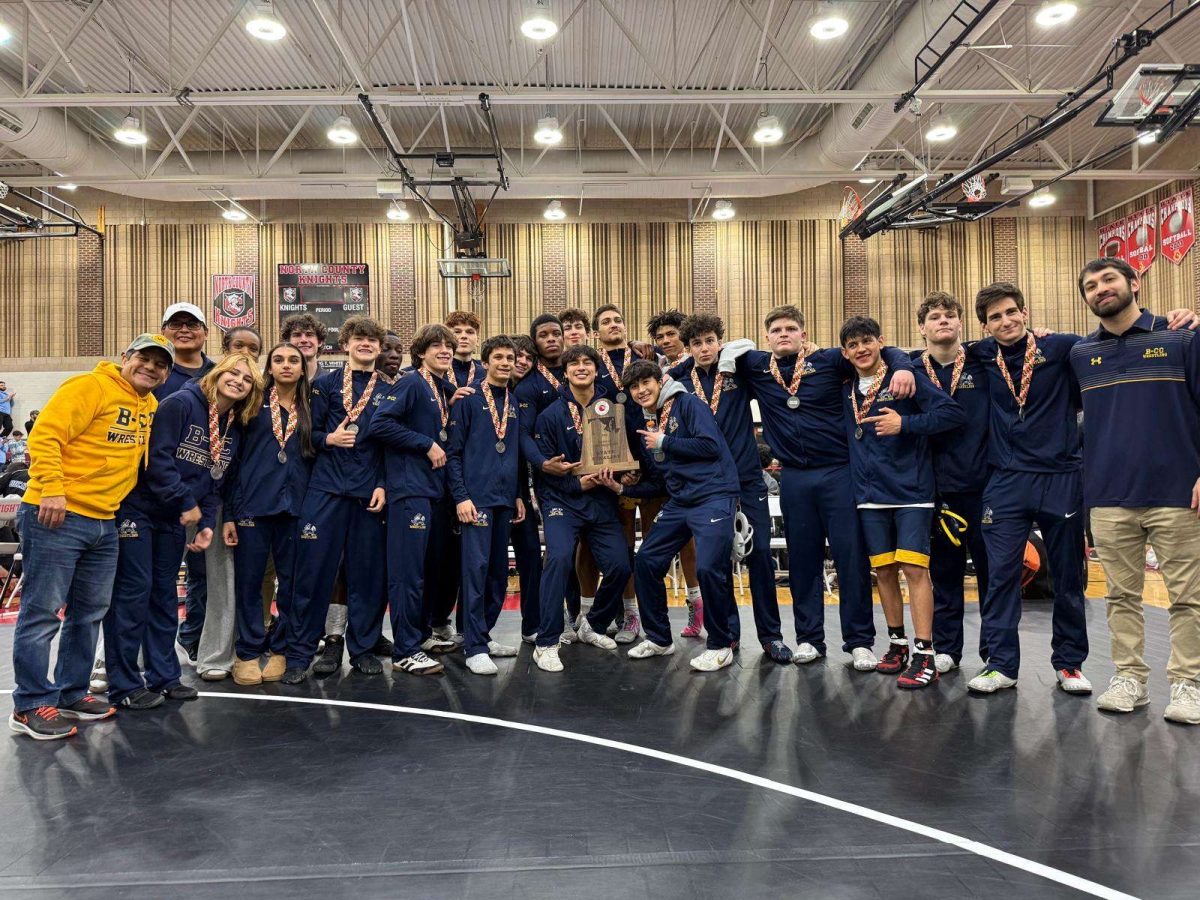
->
<box><xmin>277</xmin><ymin>263</ymin><xmax>370</xmax><ymax>352</ymax></box>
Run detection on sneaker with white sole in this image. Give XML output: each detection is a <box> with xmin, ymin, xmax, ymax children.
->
<box><xmin>521</xmin><ymin>633</ymin><xmax>538</xmax><ymax>645</ymax></box>
<box><xmin>432</xmin><ymin>625</ymin><xmax>455</xmax><ymax>643</ymax></box>
<box><xmin>533</xmin><ymin>645</ymin><xmax>563</xmax><ymax>672</ymax></box>
<box><xmin>450</xmin><ymin>632</ymin><xmax>466</xmax><ymax>648</ymax></box>
<box><xmin>1164</xmin><ymin>680</ymin><xmax>1200</xmax><ymax>725</ymax></box>
<box><xmin>934</xmin><ymin>653</ymin><xmax>958</xmax><ymax>674</ymax></box>
<box><xmin>560</xmin><ymin>611</ymin><xmax>578</xmax><ymax>645</ymax></box>
<box><xmin>89</xmin><ymin>661</ymin><xmax>108</xmax><ymax>694</ymax></box>
<box><xmin>615</xmin><ymin>612</ymin><xmax>642</xmax><ymax>645</ymax></box>
<box><xmin>421</xmin><ymin>636</ymin><xmax>457</xmax><ymax>655</ymax></box>
<box><xmin>1096</xmin><ymin>675</ymin><xmax>1149</xmax><ymax>713</ymax></box>
<box><xmin>793</xmin><ymin>642</ymin><xmax>822</xmax><ymax>664</ymax></box>
<box><xmin>465</xmin><ymin>653</ymin><xmax>498</xmax><ymax>676</ymax></box>
<box><xmin>393</xmin><ymin>651</ymin><xmax>444</xmax><ymax>676</ymax></box>
<box><xmin>1055</xmin><ymin>668</ymin><xmax>1093</xmax><ymax>694</ymax></box>
<box><xmin>681</xmin><ymin>599</ymin><xmax>704</xmax><ymax>639</ymax></box>
<box><xmin>627</xmin><ymin>639</ymin><xmax>675</xmax><ymax>659</ymax></box>
<box><xmin>850</xmin><ymin>647</ymin><xmax>878</xmax><ymax>672</ymax></box>
<box><xmin>690</xmin><ymin>647</ymin><xmax>734</xmax><ymax>672</ymax></box>
<box><xmin>487</xmin><ymin>640</ymin><xmax>518</xmax><ymax>658</ymax></box>
<box><xmin>577</xmin><ymin>618</ymin><xmax>618</xmax><ymax>650</ymax></box>
<box><xmin>967</xmin><ymin>667</ymin><xmax>1017</xmax><ymax>693</ymax></box>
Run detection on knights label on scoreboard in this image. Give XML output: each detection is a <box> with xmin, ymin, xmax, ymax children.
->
<box><xmin>579</xmin><ymin>398</ymin><xmax>641</xmax><ymax>475</ymax></box>
<box><xmin>212</xmin><ymin>275</ymin><xmax>257</xmax><ymax>332</ymax></box>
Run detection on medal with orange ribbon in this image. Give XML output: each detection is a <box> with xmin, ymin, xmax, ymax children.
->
<box><xmin>341</xmin><ymin>366</ymin><xmax>379</xmax><ymax>435</ymax></box>
<box><xmin>420</xmin><ymin>366</ymin><xmax>450</xmax><ymax>442</ymax></box>
<box><xmin>482</xmin><ymin>383</ymin><xmax>512</xmax><ymax>454</ymax></box>
<box><xmin>923</xmin><ymin>348</ymin><xmax>965</xmax><ymax>395</ymax></box>
<box><xmin>601</xmin><ymin>350</ymin><xmax>627</xmax><ymax>404</ymax></box>
<box><xmin>208</xmin><ymin>403</ymin><xmax>234</xmax><ymax>477</ymax></box>
<box><xmin>537</xmin><ymin>362</ymin><xmax>562</xmax><ymax>391</ymax></box>
<box><xmin>269</xmin><ymin>386</ymin><xmax>297</xmax><ymax>464</ymax></box>
<box><xmin>644</xmin><ymin>398</ymin><xmax>676</xmax><ymax>462</ymax></box>
<box><xmin>995</xmin><ymin>334</ymin><xmax>1036</xmax><ymax>421</ymax></box>
<box><xmin>850</xmin><ymin>363</ymin><xmax>888</xmax><ymax>440</ymax></box>
<box><xmin>770</xmin><ymin>353</ymin><xmax>806</xmax><ymax>409</ymax></box>
<box><xmin>691</xmin><ymin>367</ymin><xmax>725</xmax><ymax>416</ymax></box>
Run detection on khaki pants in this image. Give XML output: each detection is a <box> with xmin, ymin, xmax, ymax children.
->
<box><xmin>1090</xmin><ymin>506</ymin><xmax>1200</xmax><ymax>683</ymax></box>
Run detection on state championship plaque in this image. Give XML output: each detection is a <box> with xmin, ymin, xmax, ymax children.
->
<box><xmin>579</xmin><ymin>398</ymin><xmax>641</xmax><ymax>475</ymax></box>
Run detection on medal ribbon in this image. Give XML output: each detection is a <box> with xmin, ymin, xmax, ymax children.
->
<box><xmin>601</xmin><ymin>349</ymin><xmax>623</xmax><ymax>394</ymax></box>
<box><xmin>769</xmin><ymin>353</ymin><xmax>806</xmax><ymax>400</ymax></box>
<box><xmin>483</xmin><ymin>384</ymin><xmax>512</xmax><ymax>441</ymax></box>
<box><xmin>567</xmin><ymin>399</ymin><xmax>584</xmax><ymax>437</ymax></box>
<box><xmin>923</xmin><ymin>348</ymin><xmax>966</xmax><ymax>395</ymax></box>
<box><xmin>851</xmin><ymin>363</ymin><xmax>889</xmax><ymax>429</ymax></box>
<box><xmin>208</xmin><ymin>403</ymin><xmax>234</xmax><ymax>468</ymax></box>
<box><xmin>537</xmin><ymin>362</ymin><xmax>561</xmax><ymax>391</ymax></box>
<box><xmin>269</xmin><ymin>386</ymin><xmax>297</xmax><ymax>452</ymax></box>
<box><xmin>646</xmin><ymin>398</ymin><xmax>677</xmax><ymax>437</ymax></box>
<box><xmin>691</xmin><ymin>367</ymin><xmax>725</xmax><ymax>416</ymax></box>
<box><xmin>995</xmin><ymin>334</ymin><xmax>1036</xmax><ymax>416</ymax></box>
<box><xmin>341</xmin><ymin>366</ymin><xmax>379</xmax><ymax>425</ymax></box>
<box><xmin>419</xmin><ymin>366</ymin><xmax>449</xmax><ymax>432</ymax></box>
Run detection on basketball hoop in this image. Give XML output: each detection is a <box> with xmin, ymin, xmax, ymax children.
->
<box><xmin>1136</xmin><ymin>75</ymin><xmax>1176</xmax><ymax>118</ymax></box>
<box><xmin>839</xmin><ymin>186</ymin><xmax>864</xmax><ymax>229</ymax></box>
<box><xmin>962</xmin><ymin>173</ymin><xmax>987</xmax><ymax>203</ymax></box>
<box><xmin>465</xmin><ymin>271</ymin><xmax>487</xmax><ymax>305</ymax></box>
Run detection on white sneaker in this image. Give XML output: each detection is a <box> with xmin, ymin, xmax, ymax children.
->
<box><xmin>627</xmin><ymin>639</ymin><xmax>675</xmax><ymax>659</ymax></box>
<box><xmin>559</xmin><ymin>610</ymin><xmax>578</xmax><ymax>645</ymax></box>
<box><xmin>89</xmin><ymin>662</ymin><xmax>108</xmax><ymax>694</ymax></box>
<box><xmin>1055</xmin><ymin>667</ymin><xmax>1093</xmax><ymax>694</ymax></box>
<box><xmin>392</xmin><ymin>651</ymin><xmax>444</xmax><ymax>676</ymax></box>
<box><xmin>793</xmin><ymin>642</ymin><xmax>822</xmax><ymax>664</ymax></box>
<box><xmin>577</xmin><ymin>617</ymin><xmax>618</xmax><ymax>650</ymax></box>
<box><xmin>521</xmin><ymin>632</ymin><xmax>538</xmax><ymax>645</ymax></box>
<box><xmin>1165</xmin><ymin>680</ymin><xmax>1200</xmax><ymax>725</ymax></box>
<box><xmin>465</xmin><ymin>653</ymin><xmax>498</xmax><ymax>676</ymax></box>
<box><xmin>1096</xmin><ymin>675</ymin><xmax>1149</xmax><ymax>713</ymax></box>
<box><xmin>421</xmin><ymin>636</ymin><xmax>456</xmax><ymax>654</ymax></box>
<box><xmin>967</xmin><ymin>667</ymin><xmax>1017</xmax><ymax>693</ymax></box>
<box><xmin>615</xmin><ymin>612</ymin><xmax>642</xmax><ymax>645</ymax></box>
<box><xmin>533</xmin><ymin>645</ymin><xmax>563</xmax><ymax>672</ymax></box>
<box><xmin>850</xmin><ymin>647</ymin><xmax>878</xmax><ymax>672</ymax></box>
<box><xmin>690</xmin><ymin>647</ymin><xmax>734</xmax><ymax>672</ymax></box>
<box><xmin>934</xmin><ymin>653</ymin><xmax>958</xmax><ymax>674</ymax></box>
<box><xmin>431</xmin><ymin>625</ymin><xmax>454</xmax><ymax>642</ymax></box>
<box><xmin>487</xmin><ymin>640</ymin><xmax>518</xmax><ymax>658</ymax></box>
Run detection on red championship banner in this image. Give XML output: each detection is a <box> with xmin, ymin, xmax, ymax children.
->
<box><xmin>212</xmin><ymin>274</ymin><xmax>257</xmax><ymax>332</ymax></box>
<box><xmin>1098</xmin><ymin>218</ymin><xmax>1126</xmax><ymax>262</ymax></box>
<box><xmin>1159</xmin><ymin>187</ymin><xmax>1195</xmax><ymax>265</ymax></box>
<box><xmin>1124</xmin><ymin>206</ymin><xmax>1156</xmax><ymax>274</ymax></box>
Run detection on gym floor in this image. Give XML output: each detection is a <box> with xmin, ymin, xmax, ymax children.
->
<box><xmin>0</xmin><ymin>584</ymin><xmax>1193</xmax><ymax>900</ymax></box>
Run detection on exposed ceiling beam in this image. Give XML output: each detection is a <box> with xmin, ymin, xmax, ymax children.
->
<box><xmin>147</xmin><ymin>105</ymin><xmax>201</xmax><ymax>175</ymax></box>
<box><xmin>597</xmin><ymin>106</ymin><xmax>651</xmax><ymax>174</ymax></box>
<box><xmin>308</xmin><ymin>0</ymin><xmax>370</xmax><ymax>92</ymax></box>
<box><xmin>21</xmin><ymin>0</ymin><xmax>94</xmax><ymax>91</ymax></box>
<box><xmin>172</xmin><ymin>0</ymin><xmax>245</xmax><ymax>92</ymax></box>
<box><xmin>260</xmin><ymin>106</ymin><xmax>315</xmax><ymax>175</ymax></box>
<box><xmin>23</xmin><ymin>0</ymin><xmax>105</xmax><ymax>97</ymax></box>
<box><xmin>596</xmin><ymin>0</ymin><xmax>677</xmax><ymax>90</ymax></box>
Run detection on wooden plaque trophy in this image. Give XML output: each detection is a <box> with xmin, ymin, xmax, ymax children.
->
<box><xmin>579</xmin><ymin>397</ymin><xmax>642</xmax><ymax>475</ymax></box>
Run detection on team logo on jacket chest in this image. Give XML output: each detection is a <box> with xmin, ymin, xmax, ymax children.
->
<box><xmin>118</xmin><ymin>519</ymin><xmax>139</xmax><ymax>539</ymax></box>
<box><xmin>667</xmin><ymin>415</ymin><xmax>679</xmax><ymax>433</ymax></box>
<box><xmin>1143</xmin><ymin>346</ymin><xmax>1168</xmax><ymax>359</ymax></box>
<box><xmin>877</xmin><ymin>390</ymin><xmax>896</xmax><ymax>402</ymax></box>
<box><xmin>1032</xmin><ymin>349</ymin><xmax>1047</xmax><ymax>367</ymax></box>
<box><xmin>409</xmin><ymin>513</ymin><xmax>427</xmax><ymax>530</ymax></box>
<box><xmin>301</xmin><ymin>522</ymin><xmax>319</xmax><ymax>540</ymax></box>
<box><xmin>237</xmin><ymin>518</ymin><xmax>255</xmax><ymax>527</ymax></box>
<box><xmin>474</xmin><ymin>511</ymin><xmax>491</xmax><ymax>527</ymax></box>
<box><xmin>547</xmin><ymin>507</ymin><xmax>564</xmax><ymax>517</ymax></box>
<box><xmin>958</xmin><ymin>373</ymin><xmax>976</xmax><ymax>389</ymax></box>
<box><xmin>981</xmin><ymin>507</ymin><xmax>994</xmax><ymax>525</ymax></box>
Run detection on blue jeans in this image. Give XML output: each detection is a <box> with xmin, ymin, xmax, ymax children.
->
<box><xmin>11</xmin><ymin>504</ymin><xmax>118</xmax><ymax>711</ymax></box>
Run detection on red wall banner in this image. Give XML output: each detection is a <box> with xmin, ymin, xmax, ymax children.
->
<box><xmin>1124</xmin><ymin>206</ymin><xmax>1156</xmax><ymax>274</ymax></box>
<box><xmin>1098</xmin><ymin>219</ymin><xmax>1126</xmax><ymax>262</ymax></box>
<box><xmin>212</xmin><ymin>274</ymin><xmax>257</xmax><ymax>332</ymax></box>
<box><xmin>1159</xmin><ymin>187</ymin><xmax>1195</xmax><ymax>265</ymax></box>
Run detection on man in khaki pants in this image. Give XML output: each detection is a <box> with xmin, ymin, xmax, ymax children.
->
<box><xmin>1071</xmin><ymin>257</ymin><xmax>1200</xmax><ymax>724</ymax></box>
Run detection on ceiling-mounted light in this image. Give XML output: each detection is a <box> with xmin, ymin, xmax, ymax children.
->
<box><xmin>711</xmin><ymin>200</ymin><xmax>735</xmax><ymax>221</ymax></box>
<box><xmin>809</xmin><ymin>3</ymin><xmax>849</xmax><ymax>40</ymax></box>
<box><xmin>1137</xmin><ymin>128</ymin><xmax>1159</xmax><ymax>145</ymax></box>
<box><xmin>222</xmin><ymin>205</ymin><xmax>248</xmax><ymax>222</ymax></box>
<box><xmin>924</xmin><ymin>115</ymin><xmax>957</xmax><ymax>142</ymax></box>
<box><xmin>386</xmin><ymin>202</ymin><xmax>411</xmax><ymax>222</ymax></box>
<box><xmin>1027</xmin><ymin>187</ymin><xmax>1056</xmax><ymax>208</ymax></box>
<box><xmin>752</xmin><ymin>113</ymin><xmax>784</xmax><ymax>145</ymax></box>
<box><xmin>246</xmin><ymin>2</ymin><xmax>286</xmax><ymax>41</ymax></box>
<box><xmin>534</xmin><ymin>116</ymin><xmax>564</xmax><ymax>145</ymax></box>
<box><xmin>858</xmin><ymin>177</ymin><xmax>877</xmax><ymax>184</ymax></box>
<box><xmin>543</xmin><ymin>199</ymin><xmax>567</xmax><ymax>221</ymax></box>
<box><xmin>327</xmin><ymin>114</ymin><xmax>358</xmax><ymax>145</ymax></box>
<box><xmin>1034</xmin><ymin>1</ymin><xmax>1077</xmax><ymax>27</ymax></box>
<box><xmin>58</xmin><ymin>182</ymin><xmax>78</xmax><ymax>191</ymax></box>
<box><xmin>0</xmin><ymin>23</ymin><xmax>12</xmax><ymax>44</ymax></box>
<box><xmin>521</xmin><ymin>0</ymin><xmax>558</xmax><ymax>40</ymax></box>
<box><xmin>114</xmin><ymin>114</ymin><xmax>148</xmax><ymax>145</ymax></box>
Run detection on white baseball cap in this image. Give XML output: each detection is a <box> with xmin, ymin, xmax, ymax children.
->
<box><xmin>161</xmin><ymin>302</ymin><xmax>207</xmax><ymax>327</ymax></box>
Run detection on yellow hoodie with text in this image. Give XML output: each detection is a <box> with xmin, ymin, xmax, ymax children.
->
<box><xmin>23</xmin><ymin>362</ymin><xmax>158</xmax><ymax>519</ymax></box>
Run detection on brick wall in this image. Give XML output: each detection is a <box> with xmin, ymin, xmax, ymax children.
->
<box><xmin>992</xmin><ymin>218</ymin><xmax>1018</xmax><ymax>284</ymax></box>
<box><xmin>389</xmin><ymin>224</ymin><xmax>417</xmax><ymax>336</ymax></box>
<box><xmin>76</xmin><ymin>231</ymin><xmax>104</xmax><ymax>355</ymax></box>
<box><xmin>541</xmin><ymin>223</ymin><xmax>566</xmax><ymax>311</ymax></box>
<box><xmin>842</xmin><ymin>234</ymin><xmax>868</xmax><ymax>318</ymax></box>
<box><xmin>692</xmin><ymin>221</ymin><xmax>717</xmax><ymax>313</ymax></box>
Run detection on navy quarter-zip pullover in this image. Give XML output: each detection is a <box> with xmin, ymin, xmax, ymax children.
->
<box><xmin>533</xmin><ymin>386</ymin><xmax>621</xmax><ymax>519</ymax></box>
<box><xmin>447</xmin><ymin>382</ymin><xmax>521</xmax><ymax>508</ymax></box>
<box><xmin>308</xmin><ymin>367</ymin><xmax>385</xmax><ymax>499</ymax></box>
<box><xmin>669</xmin><ymin>356</ymin><xmax>761</xmax><ymax>487</ymax></box>
<box><xmin>229</xmin><ymin>396</ymin><xmax>311</xmax><ymax>519</ymax></box>
<box><xmin>367</xmin><ymin>371</ymin><xmax>452</xmax><ymax>501</ymax></box>
<box><xmin>908</xmin><ymin>349</ymin><xmax>991</xmax><ymax>493</ymax></box>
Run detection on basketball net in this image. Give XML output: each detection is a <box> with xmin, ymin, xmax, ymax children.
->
<box><xmin>962</xmin><ymin>174</ymin><xmax>987</xmax><ymax>203</ymax></box>
<box><xmin>1136</xmin><ymin>75</ymin><xmax>1175</xmax><ymax>118</ymax></box>
<box><xmin>466</xmin><ymin>271</ymin><xmax>487</xmax><ymax>305</ymax></box>
<box><xmin>839</xmin><ymin>186</ymin><xmax>863</xmax><ymax>229</ymax></box>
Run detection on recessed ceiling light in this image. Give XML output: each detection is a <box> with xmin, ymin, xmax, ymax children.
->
<box><xmin>752</xmin><ymin>113</ymin><xmax>784</xmax><ymax>144</ymax></box>
<box><xmin>925</xmin><ymin>115</ymin><xmax>957</xmax><ymax>142</ymax></box>
<box><xmin>543</xmin><ymin>199</ymin><xmax>567</xmax><ymax>221</ymax></box>
<box><xmin>1137</xmin><ymin>128</ymin><xmax>1159</xmax><ymax>145</ymax></box>
<box><xmin>222</xmin><ymin>206</ymin><xmax>248</xmax><ymax>222</ymax></box>
<box><xmin>327</xmin><ymin>114</ymin><xmax>358</xmax><ymax>145</ymax></box>
<box><xmin>1034</xmin><ymin>1</ymin><xmax>1077</xmax><ymax>28</ymax></box>
<box><xmin>521</xmin><ymin>0</ymin><xmax>558</xmax><ymax>40</ymax></box>
<box><xmin>246</xmin><ymin>3</ymin><xmax>286</xmax><ymax>41</ymax></box>
<box><xmin>0</xmin><ymin>23</ymin><xmax>12</xmax><ymax>44</ymax></box>
<box><xmin>809</xmin><ymin>4</ymin><xmax>849</xmax><ymax>40</ymax></box>
<box><xmin>58</xmin><ymin>182</ymin><xmax>78</xmax><ymax>191</ymax></box>
<box><xmin>858</xmin><ymin>177</ymin><xmax>877</xmax><ymax>184</ymax></box>
<box><xmin>711</xmin><ymin>200</ymin><xmax>735</xmax><ymax>220</ymax></box>
<box><xmin>387</xmin><ymin>202</ymin><xmax>411</xmax><ymax>222</ymax></box>
<box><xmin>114</xmin><ymin>115</ymin><xmax>148</xmax><ymax>145</ymax></box>
<box><xmin>534</xmin><ymin>116</ymin><xmax>564</xmax><ymax>145</ymax></box>
<box><xmin>1027</xmin><ymin>187</ymin><xmax>1056</xmax><ymax>208</ymax></box>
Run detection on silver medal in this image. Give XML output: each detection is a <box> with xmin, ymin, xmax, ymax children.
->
<box><xmin>786</xmin><ymin>395</ymin><xmax>800</xmax><ymax>409</ymax></box>
<box><xmin>495</xmin><ymin>440</ymin><xmax>506</xmax><ymax>453</ymax></box>
<box><xmin>854</xmin><ymin>426</ymin><xmax>863</xmax><ymax>440</ymax></box>
<box><xmin>1018</xmin><ymin>407</ymin><xmax>1025</xmax><ymax>422</ymax></box>
<box><xmin>439</xmin><ymin>428</ymin><xmax>448</xmax><ymax>442</ymax></box>
<box><xmin>653</xmin><ymin>451</ymin><xmax>665</xmax><ymax>462</ymax></box>
<box><xmin>211</xmin><ymin>463</ymin><xmax>226</xmax><ymax>478</ymax></box>
<box><xmin>346</xmin><ymin>422</ymin><xmax>360</xmax><ymax>434</ymax></box>
<box><xmin>616</xmin><ymin>391</ymin><xmax>627</xmax><ymax>404</ymax></box>
<box><xmin>277</xmin><ymin>450</ymin><xmax>288</xmax><ymax>464</ymax></box>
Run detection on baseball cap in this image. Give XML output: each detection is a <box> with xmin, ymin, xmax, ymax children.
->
<box><xmin>125</xmin><ymin>333</ymin><xmax>177</xmax><ymax>364</ymax></box>
<box><xmin>161</xmin><ymin>302</ymin><xmax>207</xmax><ymax>327</ymax></box>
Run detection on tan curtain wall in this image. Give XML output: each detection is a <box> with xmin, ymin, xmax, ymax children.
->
<box><xmin>0</xmin><ymin>237</ymin><xmax>78</xmax><ymax>358</ymax></box>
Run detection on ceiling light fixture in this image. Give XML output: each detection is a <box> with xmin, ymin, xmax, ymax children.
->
<box><xmin>752</xmin><ymin>113</ymin><xmax>784</xmax><ymax>144</ymax></box>
<box><xmin>386</xmin><ymin>202</ymin><xmax>411</xmax><ymax>222</ymax></box>
<box><xmin>246</xmin><ymin>2</ymin><xmax>286</xmax><ymax>41</ymax></box>
<box><xmin>113</xmin><ymin>114</ymin><xmax>148</xmax><ymax>145</ymax></box>
<box><xmin>327</xmin><ymin>114</ymin><xmax>358</xmax><ymax>145</ymax></box>
<box><xmin>58</xmin><ymin>183</ymin><xmax>78</xmax><ymax>191</ymax></box>
<box><xmin>1034</xmin><ymin>1</ymin><xmax>1077</xmax><ymax>28</ymax></box>
<box><xmin>521</xmin><ymin>0</ymin><xmax>558</xmax><ymax>40</ymax></box>
<box><xmin>1027</xmin><ymin>187</ymin><xmax>1056</xmax><ymax>208</ymax></box>
<box><xmin>534</xmin><ymin>116</ymin><xmax>564</xmax><ymax>145</ymax></box>
<box><xmin>543</xmin><ymin>199</ymin><xmax>567</xmax><ymax>221</ymax></box>
<box><xmin>711</xmin><ymin>200</ymin><xmax>735</xmax><ymax>221</ymax></box>
<box><xmin>809</xmin><ymin>4</ymin><xmax>849</xmax><ymax>40</ymax></box>
<box><xmin>858</xmin><ymin>177</ymin><xmax>877</xmax><ymax>184</ymax></box>
<box><xmin>0</xmin><ymin>23</ymin><xmax>11</xmax><ymax>44</ymax></box>
<box><xmin>222</xmin><ymin>205</ymin><xmax>248</xmax><ymax>222</ymax></box>
<box><xmin>924</xmin><ymin>115</ymin><xmax>957</xmax><ymax>142</ymax></box>
<box><xmin>1137</xmin><ymin>128</ymin><xmax>1159</xmax><ymax>145</ymax></box>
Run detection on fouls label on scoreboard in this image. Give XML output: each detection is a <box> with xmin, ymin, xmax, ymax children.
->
<box><xmin>579</xmin><ymin>399</ymin><xmax>641</xmax><ymax>474</ymax></box>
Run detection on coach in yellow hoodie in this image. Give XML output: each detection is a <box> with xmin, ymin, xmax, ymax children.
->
<box><xmin>10</xmin><ymin>334</ymin><xmax>174</xmax><ymax>741</ymax></box>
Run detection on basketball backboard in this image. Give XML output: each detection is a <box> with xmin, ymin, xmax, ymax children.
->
<box><xmin>1097</xmin><ymin>64</ymin><xmax>1200</xmax><ymax>127</ymax></box>
<box><xmin>437</xmin><ymin>257</ymin><xmax>512</xmax><ymax>278</ymax></box>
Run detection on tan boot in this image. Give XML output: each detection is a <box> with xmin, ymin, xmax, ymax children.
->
<box><xmin>261</xmin><ymin>653</ymin><xmax>287</xmax><ymax>682</ymax></box>
<box><xmin>232</xmin><ymin>657</ymin><xmax>263</xmax><ymax>686</ymax></box>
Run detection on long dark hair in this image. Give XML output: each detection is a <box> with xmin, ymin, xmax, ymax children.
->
<box><xmin>264</xmin><ymin>342</ymin><xmax>315</xmax><ymax>459</ymax></box>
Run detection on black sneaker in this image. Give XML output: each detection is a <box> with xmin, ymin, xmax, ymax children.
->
<box><xmin>9</xmin><ymin>706</ymin><xmax>77</xmax><ymax>741</ymax></box>
<box><xmin>351</xmin><ymin>654</ymin><xmax>383</xmax><ymax>675</ymax></box>
<box><xmin>876</xmin><ymin>643</ymin><xmax>910</xmax><ymax>675</ymax></box>
<box><xmin>371</xmin><ymin>635</ymin><xmax>395</xmax><ymax>657</ymax></box>
<box><xmin>119</xmin><ymin>688</ymin><xmax>165</xmax><ymax>710</ymax></box>
<box><xmin>897</xmin><ymin>652</ymin><xmax>939</xmax><ymax>690</ymax></box>
<box><xmin>313</xmin><ymin>635</ymin><xmax>344</xmax><ymax>676</ymax></box>
<box><xmin>281</xmin><ymin>666</ymin><xmax>309</xmax><ymax>685</ymax></box>
<box><xmin>178</xmin><ymin>641</ymin><xmax>199</xmax><ymax>663</ymax></box>
<box><xmin>59</xmin><ymin>695</ymin><xmax>116</xmax><ymax>721</ymax></box>
<box><xmin>161</xmin><ymin>683</ymin><xmax>199</xmax><ymax>701</ymax></box>
<box><xmin>762</xmin><ymin>640</ymin><xmax>794</xmax><ymax>664</ymax></box>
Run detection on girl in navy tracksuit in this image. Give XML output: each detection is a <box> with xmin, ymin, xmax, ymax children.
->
<box><xmin>104</xmin><ymin>354</ymin><xmax>262</xmax><ymax>708</ymax></box>
<box><xmin>225</xmin><ymin>343</ymin><xmax>315</xmax><ymax>685</ymax></box>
